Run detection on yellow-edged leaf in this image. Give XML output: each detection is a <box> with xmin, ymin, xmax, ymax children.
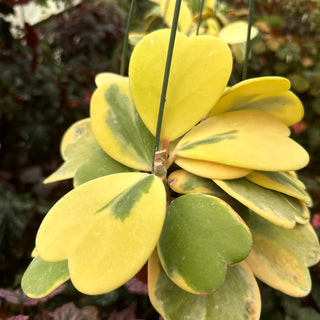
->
<box><xmin>246</xmin><ymin>213</ymin><xmax>320</xmax><ymax>297</ymax></box>
<box><xmin>129</xmin><ymin>29</ymin><xmax>232</xmax><ymax>141</ymax></box>
<box><xmin>207</xmin><ymin>77</ymin><xmax>304</xmax><ymax>126</ymax></box>
<box><xmin>245</xmin><ymin>171</ymin><xmax>312</xmax><ymax>206</ymax></box>
<box><xmin>176</xmin><ymin>109</ymin><xmax>309</xmax><ymax>171</ymax></box>
<box><xmin>36</xmin><ymin>172</ymin><xmax>166</xmax><ymax>295</ymax></box>
<box><xmin>44</xmin><ymin>119</ymin><xmax>100</xmax><ymax>184</ymax></box>
<box><xmin>158</xmin><ymin>193</ymin><xmax>252</xmax><ymax>294</ymax></box>
<box><xmin>148</xmin><ymin>250</ymin><xmax>261</xmax><ymax>320</ymax></box>
<box><xmin>90</xmin><ymin>76</ymin><xmax>155</xmax><ymax>171</ymax></box>
<box><xmin>175</xmin><ymin>156</ymin><xmax>251</xmax><ymax>180</ymax></box>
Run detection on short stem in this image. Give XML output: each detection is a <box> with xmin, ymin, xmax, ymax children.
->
<box><xmin>242</xmin><ymin>0</ymin><xmax>255</xmax><ymax>81</ymax></box>
<box><xmin>120</xmin><ymin>0</ymin><xmax>136</xmax><ymax>76</ymax></box>
<box><xmin>152</xmin><ymin>0</ymin><xmax>182</xmax><ymax>174</ymax></box>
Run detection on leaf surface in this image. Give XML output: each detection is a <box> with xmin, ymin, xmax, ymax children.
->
<box><xmin>148</xmin><ymin>251</ymin><xmax>261</xmax><ymax>320</ymax></box>
<box><xmin>158</xmin><ymin>193</ymin><xmax>252</xmax><ymax>294</ymax></box>
<box><xmin>22</xmin><ymin>256</ymin><xmax>69</xmax><ymax>298</ymax></box>
<box><xmin>36</xmin><ymin>172</ymin><xmax>166</xmax><ymax>295</ymax></box>
<box><xmin>245</xmin><ymin>171</ymin><xmax>312</xmax><ymax>206</ymax></box>
<box><xmin>208</xmin><ymin>77</ymin><xmax>304</xmax><ymax>126</ymax></box>
<box><xmin>129</xmin><ymin>29</ymin><xmax>232</xmax><ymax>141</ymax></box>
<box><xmin>176</xmin><ymin>109</ymin><xmax>309</xmax><ymax>171</ymax></box>
<box><xmin>246</xmin><ymin>213</ymin><xmax>320</xmax><ymax>297</ymax></box>
<box><xmin>90</xmin><ymin>77</ymin><xmax>155</xmax><ymax>171</ymax></box>
<box><xmin>74</xmin><ymin>148</ymin><xmax>133</xmax><ymax>187</ymax></box>
<box><xmin>44</xmin><ymin>119</ymin><xmax>100</xmax><ymax>183</ymax></box>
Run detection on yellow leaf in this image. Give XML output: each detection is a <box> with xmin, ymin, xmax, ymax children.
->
<box><xmin>129</xmin><ymin>29</ymin><xmax>232</xmax><ymax>141</ymax></box>
<box><xmin>208</xmin><ymin>77</ymin><xmax>304</xmax><ymax>126</ymax></box>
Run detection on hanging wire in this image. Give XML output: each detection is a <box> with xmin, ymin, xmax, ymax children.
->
<box><xmin>196</xmin><ymin>0</ymin><xmax>206</xmax><ymax>35</ymax></box>
<box><xmin>242</xmin><ymin>0</ymin><xmax>255</xmax><ymax>80</ymax></box>
<box><xmin>152</xmin><ymin>0</ymin><xmax>182</xmax><ymax>174</ymax></box>
<box><xmin>120</xmin><ymin>0</ymin><xmax>136</xmax><ymax>76</ymax></box>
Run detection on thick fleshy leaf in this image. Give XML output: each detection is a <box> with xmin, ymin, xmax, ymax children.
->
<box><xmin>74</xmin><ymin>148</ymin><xmax>133</xmax><ymax>187</ymax></box>
<box><xmin>90</xmin><ymin>76</ymin><xmax>155</xmax><ymax>171</ymax></box>
<box><xmin>245</xmin><ymin>171</ymin><xmax>312</xmax><ymax>206</ymax></box>
<box><xmin>176</xmin><ymin>109</ymin><xmax>309</xmax><ymax>171</ymax></box>
<box><xmin>214</xmin><ymin>178</ymin><xmax>299</xmax><ymax>228</ymax></box>
<box><xmin>168</xmin><ymin>169</ymin><xmax>225</xmax><ymax>196</ymax></box>
<box><xmin>219</xmin><ymin>21</ymin><xmax>259</xmax><ymax>44</ymax></box>
<box><xmin>148</xmin><ymin>251</ymin><xmax>261</xmax><ymax>320</ymax></box>
<box><xmin>207</xmin><ymin>77</ymin><xmax>304</xmax><ymax>126</ymax></box>
<box><xmin>36</xmin><ymin>172</ymin><xmax>166</xmax><ymax>295</ymax></box>
<box><xmin>44</xmin><ymin>119</ymin><xmax>100</xmax><ymax>184</ymax></box>
<box><xmin>175</xmin><ymin>156</ymin><xmax>251</xmax><ymax>180</ymax></box>
<box><xmin>168</xmin><ymin>170</ymin><xmax>250</xmax><ymax>219</ymax></box>
<box><xmin>95</xmin><ymin>72</ymin><xmax>126</xmax><ymax>87</ymax></box>
<box><xmin>21</xmin><ymin>256</ymin><xmax>69</xmax><ymax>298</ymax></box>
<box><xmin>129</xmin><ymin>29</ymin><xmax>232</xmax><ymax>141</ymax></box>
<box><xmin>245</xmin><ymin>213</ymin><xmax>320</xmax><ymax>297</ymax></box>
<box><xmin>160</xmin><ymin>0</ymin><xmax>193</xmax><ymax>34</ymax></box>
<box><xmin>158</xmin><ymin>193</ymin><xmax>252</xmax><ymax>294</ymax></box>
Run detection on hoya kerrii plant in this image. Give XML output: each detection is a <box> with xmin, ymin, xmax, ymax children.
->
<box><xmin>22</xmin><ymin>1</ymin><xmax>320</xmax><ymax>319</ymax></box>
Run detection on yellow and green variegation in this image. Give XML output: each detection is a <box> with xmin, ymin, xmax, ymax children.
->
<box><xmin>36</xmin><ymin>172</ymin><xmax>166</xmax><ymax>295</ymax></box>
<box><xmin>90</xmin><ymin>76</ymin><xmax>155</xmax><ymax>171</ymax></box>
<box><xmin>207</xmin><ymin>77</ymin><xmax>304</xmax><ymax>126</ymax></box>
<box><xmin>44</xmin><ymin>118</ymin><xmax>100</xmax><ymax>184</ymax></box>
<box><xmin>176</xmin><ymin>109</ymin><xmax>309</xmax><ymax>171</ymax></box>
<box><xmin>22</xmin><ymin>256</ymin><xmax>69</xmax><ymax>298</ymax></box>
<box><xmin>158</xmin><ymin>193</ymin><xmax>252</xmax><ymax>294</ymax></box>
<box><xmin>245</xmin><ymin>212</ymin><xmax>320</xmax><ymax>297</ymax></box>
<box><xmin>148</xmin><ymin>250</ymin><xmax>261</xmax><ymax>320</ymax></box>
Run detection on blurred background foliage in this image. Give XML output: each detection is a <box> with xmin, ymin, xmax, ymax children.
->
<box><xmin>0</xmin><ymin>0</ymin><xmax>320</xmax><ymax>319</ymax></box>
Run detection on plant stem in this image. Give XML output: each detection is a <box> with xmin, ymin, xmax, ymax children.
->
<box><xmin>196</xmin><ymin>0</ymin><xmax>205</xmax><ymax>35</ymax></box>
<box><xmin>152</xmin><ymin>0</ymin><xmax>182</xmax><ymax>174</ymax></box>
<box><xmin>242</xmin><ymin>0</ymin><xmax>255</xmax><ymax>80</ymax></box>
<box><xmin>120</xmin><ymin>0</ymin><xmax>136</xmax><ymax>76</ymax></box>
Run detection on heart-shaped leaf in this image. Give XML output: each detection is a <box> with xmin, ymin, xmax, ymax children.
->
<box><xmin>245</xmin><ymin>212</ymin><xmax>320</xmax><ymax>297</ymax></box>
<box><xmin>148</xmin><ymin>250</ymin><xmax>261</xmax><ymax>320</ymax></box>
<box><xmin>175</xmin><ymin>156</ymin><xmax>251</xmax><ymax>180</ymax></box>
<box><xmin>176</xmin><ymin>109</ymin><xmax>309</xmax><ymax>171</ymax></box>
<box><xmin>129</xmin><ymin>29</ymin><xmax>232</xmax><ymax>141</ymax></box>
<box><xmin>74</xmin><ymin>148</ymin><xmax>133</xmax><ymax>187</ymax></box>
<box><xmin>214</xmin><ymin>178</ymin><xmax>298</xmax><ymax>228</ymax></box>
<box><xmin>44</xmin><ymin>119</ymin><xmax>100</xmax><ymax>184</ymax></box>
<box><xmin>207</xmin><ymin>77</ymin><xmax>304</xmax><ymax>126</ymax></box>
<box><xmin>158</xmin><ymin>193</ymin><xmax>252</xmax><ymax>294</ymax></box>
<box><xmin>219</xmin><ymin>21</ymin><xmax>259</xmax><ymax>44</ymax></box>
<box><xmin>22</xmin><ymin>256</ymin><xmax>69</xmax><ymax>298</ymax></box>
<box><xmin>245</xmin><ymin>171</ymin><xmax>312</xmax><ymax>206</ymax></box>
<box><xmin>160</xmin><ymin>0</ymin><xmax>193</xmax><ymax>34</ymax></box>
<box><xmin>36</xmin><ymin>172</ymin><xmax>166</xmax><ymax>295</ymax></box>
<box><xmin>90</xmin><ymin>76</ymin><xmax>155</xmax><ymax>171</ymax></box>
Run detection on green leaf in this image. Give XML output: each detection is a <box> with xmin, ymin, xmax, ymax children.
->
<box><xmin>158</xmin><ymin>193</ymin><xmax>252</xmax><ymax>294</ymax></box>
<box><xmin>44</xmin><ymin>118</ymin><xmax>100</xmax><ymax>184</ymax></box>
<box><xmin>246</xmin><ymin>212</ymin><xmax>320</xmax><ymax>297</ymax></box>
<box><xmin>74</xmin><ymin>148</ymin><xmax>133</xmax><ymax>187</ymax></box>
<box><xmin>148</xmin><ymin>251</ymin><xmax>261</xmax><ymax>320</ymax></box>
<box><xmin>21</xmin><ymin>256</ymin><xmax>69</xmax><ymax>298</ymax></box>
<box><xmin>90</xmin><ymin>76</ymin><xmax>155</xmax><ymax>171</ymax></box>
<box><xmin>214</xmin><ymin>178</ymin><xmax>298</xmax><ymax>228</ymax></box>
<box><xmin>176</xmin><ymin>109</ymin><xmax>309</xmax><ymax>172</ymax></box>
<box><xmin>36</xmin><ymin>172</ymin><xmax>166</xmax><ymax>295</ymax></box>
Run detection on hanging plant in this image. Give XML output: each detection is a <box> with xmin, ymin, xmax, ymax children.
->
<box><xmin>21</xmin><ymin>1</ymin><xmax>320</xmax><ymax>319</ymax></box>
